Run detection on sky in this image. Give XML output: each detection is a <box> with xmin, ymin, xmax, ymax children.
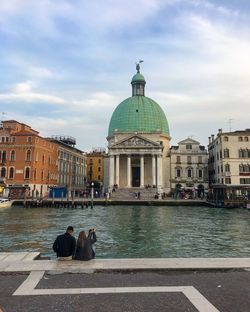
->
<box><xmin>0</xmin><ymin>0</ymin><xmax>250</xmax><ymax>151</ymax></box>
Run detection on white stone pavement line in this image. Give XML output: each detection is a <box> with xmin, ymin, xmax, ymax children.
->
<box><xmin>13</xmin><ymin>271</ymin><xmax>220</xmax><ymax>312</ymax></box>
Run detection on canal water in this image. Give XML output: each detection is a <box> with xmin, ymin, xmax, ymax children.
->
<box><xmin>1</xmin><ymin>205</ymin><xmax>250</xmax><ymax>259</ymax></box>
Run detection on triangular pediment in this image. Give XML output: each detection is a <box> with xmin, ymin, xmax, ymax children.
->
<box><xmin>178</xmin><ymin>138</ymin><xmax>200</xmax><ymax>145</ymax></box>
<box><xmin>113</xmin><ymin>135</ymin><xmax>161</xmax><ymax>148</ymax></box>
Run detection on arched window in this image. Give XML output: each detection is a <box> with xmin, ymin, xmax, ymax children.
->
<box><xmin>0</xmin><ymin>167</ymin><xmax>6</xmax><ymax>178</ymax></box>
<box><xmin>25</xmin><ymin>167</ymin><xmax>30</xmax><ymax>179</ymax></box>
<box><xmin>34</xmin><ymin>168</ymin><xmax>37</xmax><ymax>180</ymax></box>
<box><xmin>10</xmin><ymin>150</ymin><xmax>15</xmax><ymax>161</ymax></box>
<box><xmin>239</xmin><ymin>164</ymin><xmax>243</xmax><ymax>172</ymax></box>
<box><xmin>41</xmin><ymin>170</ymin><xmax>44</xmax><ymax>180</ymax></box>
<box><xmin>2</xmin><ymin>151</ymin><xmax>6</xmax><ymax>162</ymax></box>
<box><xmin>187</xmin><ymin>167</ymin><xmax>193</xmax><ymax>178</ymax></box>
<box><xmin>244</xmin><ymin>136</ymin><xmax>249</xmax><ymax>142</ymax></box>
<box><xmin>26</xmin><ymin>150</ymin><xmax>31</xmax><ymax>161</ymax></box>
<box><xmin>223</xmin><ymin>136</ymin><xmax>229</xmax><ymax>142</ymax></box>
<box><xmin>9</xmin><ymin>167</ymin><xmax>14</xmax><ymax>179</ymax></box>
<box><xmin>243</xmin><ymin>164</ymin><xmax>248</xmax><ymax>172</ymax></box>
<box><xmin>238</xmin><ymin>136</ymin><xmax>243</xmax><ymax>142</ymax></box>
<box><xmin>175</xmin><ymin>167</ymin><xmax>181</xmax><ymax>178</ymax></box>
<box><xmin>42</xmin><ymin>154</ymin><xmax>45</xmax><ymax>164</ymax></box>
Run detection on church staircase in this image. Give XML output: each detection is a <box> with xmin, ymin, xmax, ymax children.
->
<box><xmin>110</xmin><ymin>187</ymin><xmax>157</xmax><ymax>200</ymax></box>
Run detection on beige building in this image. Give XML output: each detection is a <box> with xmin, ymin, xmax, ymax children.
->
<box><xmin>208</xmin><ymin>129</ymin><xmax>250</xmax><ymax>185</ymax></box>
<box><xmin>49</xmin><ymin>136</ymin><xmax>87</xmax><ymax>194</ymax></box>
<box><xmin>170</xmin><ymin>138</ymin><xmax>208</xmax><ymax>194</ymax></box>
<box><xmin>107</xmin><ymin>64</ymin><xmax>171</xmax><ymax>193</ymax></box>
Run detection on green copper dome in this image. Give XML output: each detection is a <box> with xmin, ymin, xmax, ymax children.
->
<box><xmin>108</xmin><ymin>65</ymin><xmax>170</xmax><ymax>137</ymax></box>
<box><xmin>131</xmin><ymin>73</ymin><xmax>145</xmax><ymax>82</ymax></box>
<box><xmin>108</xmin><ymin>95</ymin><xmax>169</xmax><ymax>136</ymax></box>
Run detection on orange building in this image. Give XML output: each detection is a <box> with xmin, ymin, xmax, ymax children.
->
<box><xmin>0</xmin><ymin>120</ymin><xmax>58</xmax><ymax>198</ymax></box>
<box><xmin>87</xmin><ymin>148</ymin><xmax>106</xmax><ymax>184</ymax></box>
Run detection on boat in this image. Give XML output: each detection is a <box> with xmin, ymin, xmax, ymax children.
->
<box><xmin>0</xmin><ymin>198</ymin><xmax>13</xmax><ymax>209</ymax></box>
<box><xmin>207</xmin><ymin>185</ymin><xmax>250</xmax><ymax>208</ymax></box>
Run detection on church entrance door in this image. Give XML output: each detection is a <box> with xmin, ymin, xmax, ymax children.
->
<box><xmin>132</xmin><ymin>167</ymin><xmax>140</xmax><ymax>187</ymax></box>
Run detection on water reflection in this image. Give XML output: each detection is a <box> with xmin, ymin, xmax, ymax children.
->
<box><xmin>0</xmin><ymin>205</ymin><xmax>250</xmax><ymax>258</ymax></box>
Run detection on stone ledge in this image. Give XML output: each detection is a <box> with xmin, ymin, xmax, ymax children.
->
<box><xmin>1</xmin><ymin>253</ymin><xmax>250</xmax><ymax>273</ymax></box>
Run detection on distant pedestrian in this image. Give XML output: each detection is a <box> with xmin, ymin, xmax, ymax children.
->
<box><xmin>53</xmin><ymin>226</ymin><xmax>76</xmax><ymax>260</ymax></box>
<box><xmin>74</xmin><ymin>229</ymin><xmax>97</xmax><ymax>261</ymax></box>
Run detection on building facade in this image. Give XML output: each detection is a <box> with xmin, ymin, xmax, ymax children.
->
<box><xmin>170</xmin><ymin>138</ymin><xmax>208</xmax><ymax>195</ymax></box>
<box><xmin>107</xmin><ymin>64</ymin><xmax>171</xmax><ymax>193</ymax></box>
<box><xmin>0</xmin><ymin>120</ymin><xmax>58</xmax><ymax>197</ymax></box>
<box><xmin>208</xmin><ymin>129</ymin><xmax>250</xmax><ymax>185</ymax></box>
<box><xmin>86</xmin><ymin>148</ymin><xmax>106</xmax><ymax>184</ymax></box>
<box><xmin>49</xmin><ymin>136</ymin><xmax>87</xmax><ymax>195</ymax></box>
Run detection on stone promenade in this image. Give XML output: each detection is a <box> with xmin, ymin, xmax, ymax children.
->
<box><xmin>1</xmin><ymin>252</ymin><xmax>250</xmax><ymax>312</ymax></box>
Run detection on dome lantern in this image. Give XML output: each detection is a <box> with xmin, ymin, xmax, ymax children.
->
<box><xmin>131</xmin><ymin>61</ymin><xmax>146</xmax><ymax>96</ymax></box>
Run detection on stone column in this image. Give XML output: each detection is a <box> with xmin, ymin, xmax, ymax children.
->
<box><xmin>157</xmin><ymin>155</ymin><xmax>162</xmax><ymax>189</ymax></box>
<box><xmin>127</xmin><ymin>155</ymin><xmax>131</xmax><ymax>187</ymax></box>
<box><xmin>109</xmin><ymin>155</ymin><xmax>114</xmax><ymax>188</ymax></box>
<box><xmin>115</xmin><ymin>155</ymin><xmax>119</xmax><ymax>186</ymax></box>
<box><xmin>140</xmin><ymin>155</ymin><xmax>144</xmax><ymax>187</ymax></box>
<box><xmin>152</xmin><ymin>155</ymin><xmax>156</xmax><ymax>186</ymax></box>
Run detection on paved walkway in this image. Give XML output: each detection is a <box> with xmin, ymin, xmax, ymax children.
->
<box><xmin>1</xmin><ymin>253</ymin><xmax>250</xmax><ymax>311</ymax></box>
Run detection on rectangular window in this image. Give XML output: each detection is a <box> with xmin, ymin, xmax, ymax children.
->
<box><xmin>240</xmin><ymin>178</ymin><xmax>250</xmax><ymax>184</ymax></box>
<box><xmin>198</xmin><ymin>156</ymin><xmax>202</xmax><ymax>164</ymax></box>
<box><xmin>198</xmin><ymin>169</ymin><xmax>203</xmax><ymax>178</ymax></box>
<box><xmin>187</xmin><ymin>156</ymin><xmax>191</xmax><ymax>164</ymax></box>
<box><xmin>225</xmin><ymin>178</ymin><xmax>231</xmax><ymax>184</ymax></box>
<box><xmin>224</xmin><ymin>149</ymin><xmax>230</xmax><ymax>158</ymax></box>
<box><xmin>176</xmin><ymin>156</ymin><xmax>181</xmax><ymax>164</ymax></box>
<box><xmin>176</xmin><ymin>168</ymin><xmax>181</xmax><ymax>177</ymax></box>
<box><xmin>186</xmin><ymin>144</ymin><xmax>192</xmax><ymax>150</ymax></box>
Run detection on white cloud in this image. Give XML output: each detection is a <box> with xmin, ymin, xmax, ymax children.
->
<box><xmin>0</xmin><ymin>81</ymin><xmax>66</xmax><ymax>104</ymax></box>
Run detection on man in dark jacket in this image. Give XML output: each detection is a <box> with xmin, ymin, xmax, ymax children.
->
<box><xmin>53</xmin><ymin>226</ymin><xmax>76</xmax><ymax>260</ymax></box>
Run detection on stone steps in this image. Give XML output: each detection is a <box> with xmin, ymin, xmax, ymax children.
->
<box><xmin>111</xmin><ymin>188</ymin><xmax>157</xmax><ymax>200</ymax></box>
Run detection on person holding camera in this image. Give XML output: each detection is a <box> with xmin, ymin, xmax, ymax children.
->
<box><xmin>74</xmin><ymin>228</ymin><xmax>97</xmax><ymax>261</ymax></box>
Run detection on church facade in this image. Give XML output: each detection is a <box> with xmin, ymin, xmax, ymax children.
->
<box><xmin>107</xmin><ymin>64</ymin><xmax>171</xmax><ymax>193</ymax></box>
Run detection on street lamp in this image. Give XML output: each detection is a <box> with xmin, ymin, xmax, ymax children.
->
<box><xmin>91</xmin><ymin>182</ymin><xmax>94</xmax><ymax>208</ymax></box>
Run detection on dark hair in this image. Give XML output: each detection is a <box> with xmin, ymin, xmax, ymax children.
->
<box><xmin>77</xmin><ymin>231</ymin><xmax>87</xmax><ymax>248</ymax></box>
<box><xmin>67</xmin><ymin>226</ymin><xmax>74</xmax><ymax>232</ymax></box>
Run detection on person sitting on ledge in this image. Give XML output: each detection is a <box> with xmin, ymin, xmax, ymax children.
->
<box><xmin>74</xmin><ymin>228</ymin><xmax>97</xmax><ymax>261</ymax></box>
<box><xmin>52</xmin><ymin>226</ymin><xmax>76</xmax><ymax>261</ymax></box>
